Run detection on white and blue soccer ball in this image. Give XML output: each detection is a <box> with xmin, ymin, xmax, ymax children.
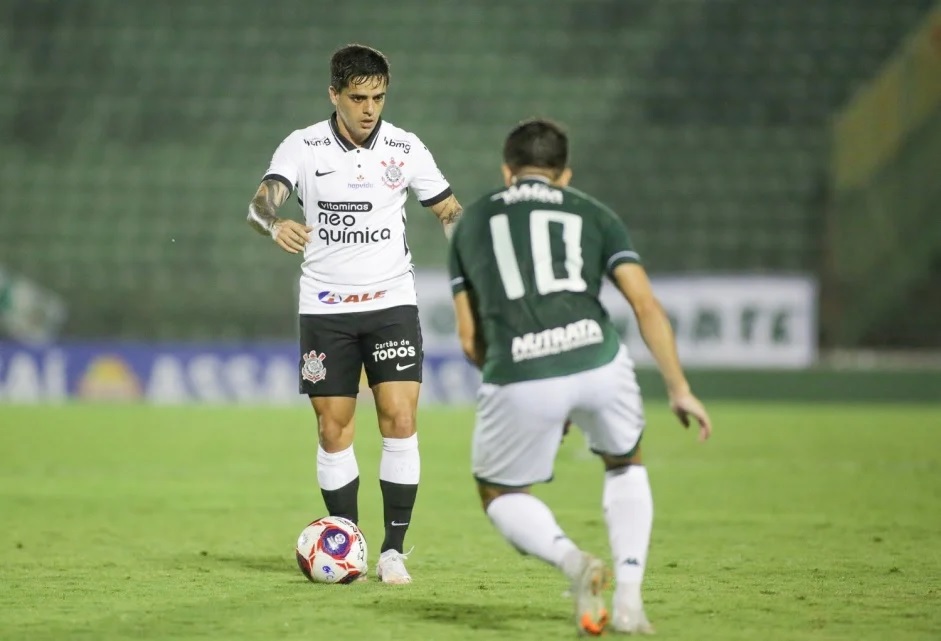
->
<box><xmin>295</xmin><ymin>516</ymin><xmax>368</xmax><ymax>584</ymax></box>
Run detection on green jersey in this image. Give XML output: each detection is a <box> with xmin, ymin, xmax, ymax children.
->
<box><xmin>448</xmin><ymin>177</ymin><xmax>641</xmax><ymax>385</ymax></box>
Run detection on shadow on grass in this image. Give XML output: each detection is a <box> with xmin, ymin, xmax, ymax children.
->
<box><xmin>202</xmin><ymin>553</ymin><xmax>293</xmax><ymax>575</ymax></box>
<box><xmin>367</xmin><ymin>595</ymin><xmax>568</xmax><ymax>631</ymax></box>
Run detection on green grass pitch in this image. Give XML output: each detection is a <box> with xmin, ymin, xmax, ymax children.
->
<box><xmin>1</xmin><ymin>402</ymin><xmax>939</xmax><ymax>640</ymax></box>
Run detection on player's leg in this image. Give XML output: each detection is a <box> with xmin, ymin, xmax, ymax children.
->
<box><xmin>474</xmin><ymin>377</ymin><xmax>609</xmax><ymax>636</ymax></box>
<box><xmin>569</xmin><ymin>347</ymin><xmax>654</xmax><ymax>635</ymax></box>
<box><xmin>372</xmin><ymin>380</ymin><xmax>420</xmax><ymax>573</ymax></box>
<box><xmin>310</xmin><ymin>396</ymin><xmax>359</xmax><ymax>522</ymax></box>
<box><xmin>598</xmin><ymin>447</ymin><xmax>654</xmax><ymax>635</ymax></box>
<box><xmin>299</xmin><ymin>313</ymin><xmax>363</xmax><ymax>524</ymax></box>
<box><xmin>359</xmin><ymin>305</ymin><xmax>423</xmax><ymax>584</ymax></box>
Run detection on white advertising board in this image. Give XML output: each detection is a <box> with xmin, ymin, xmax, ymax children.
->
<box><xmin>416</xmin><ymin>270</ymin><xmax>817</xmax><ymax>369</ymax></box>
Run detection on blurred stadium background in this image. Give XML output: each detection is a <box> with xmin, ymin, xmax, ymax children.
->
<box><xmin>2</xmin><ymin>5</ymin><xmax>941</xmax><ymax>640</ymax></box>
<box><xmin>1</xmin><ymin>0</ymin><xmax>940</xmax><ymax>403</ymax></box>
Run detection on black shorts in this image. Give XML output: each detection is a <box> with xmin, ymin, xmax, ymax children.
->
<box><xmin>298</xmin><ymin>304</ymin><xmax>423</xmax><ymax>397</ymax></box>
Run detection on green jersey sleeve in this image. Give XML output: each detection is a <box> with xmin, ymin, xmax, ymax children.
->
<box><xmin>448</xmin><ymin>225</ymin><xmax>468</xmax><ymax>295</ymax></box>
<box><xmin>601</xmin><ymin>210</ymin><xmax>641</xmax><ymax>276</ymax></box>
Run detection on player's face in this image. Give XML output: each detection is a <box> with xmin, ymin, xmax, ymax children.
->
<box><xmin>329</xmin><ymin>77</ymin><xmax>387</xmax><ymax>145</ymax></box>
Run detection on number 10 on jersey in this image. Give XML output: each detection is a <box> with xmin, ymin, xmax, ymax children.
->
<box><xmin>490</xmin><ymin>210</ymin><xmax>588</xmax><ymax>300</ymax></box>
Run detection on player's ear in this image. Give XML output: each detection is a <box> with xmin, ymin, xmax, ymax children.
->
<box><xmin>501</xmin><ymin>164</ymin><xmax>514</xmax><ymax>187</ymax></box>
<box><xmin>328</xmin><ymin>86</ymin><xmax>339</xmax><ymax>106</ymax></box>
<box><xmin>557</xmin><ymin>167</ymin><xmax>573</xmax><ymax>187</ymax></box>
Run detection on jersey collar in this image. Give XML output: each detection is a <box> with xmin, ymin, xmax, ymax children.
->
<box><xmin>329</xmin><ymin>112</ymin><xmax>383</xmax><ymax>152</ymax></box>
<box><xmin>514</xmin><ymin>174</ymin><xmax>552</xmax><ymax>184</ymax></box>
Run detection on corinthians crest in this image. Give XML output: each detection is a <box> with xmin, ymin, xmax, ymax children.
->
<box><xmin>301</xmin><ymin>350</ymin><xmax>327</xmax><ymax>383</ymax></box>
<box><xmin>380</xmin><ymin>157</ymin><xmax>405</xmax><ymax>189</ymax></box>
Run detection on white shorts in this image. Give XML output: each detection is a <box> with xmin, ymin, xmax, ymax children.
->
<box><xmin>472</xmin><ymin>345</ymin><xmax>645</xmax><ymax>487</ymax></box>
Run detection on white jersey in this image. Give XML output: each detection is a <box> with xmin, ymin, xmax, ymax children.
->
<box><xmin>263</xmin><ymin>114</ymin><xmax>451</xmax><ymax>314</ymax></box>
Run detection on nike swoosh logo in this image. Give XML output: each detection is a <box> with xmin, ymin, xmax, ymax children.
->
<box><xmin>391</xmin><ymin>521</ymin><xmax>410</xmax><ymax>527</ymax></box>
<box><xmin>396</xmin><ymin>363</ymin><xmax>416</xmax><ymax>371</ymax></box>
<box><xmin>315</xmin><ymin>169</ymin><xmax>337</xmax><ymax>177</ymax></box>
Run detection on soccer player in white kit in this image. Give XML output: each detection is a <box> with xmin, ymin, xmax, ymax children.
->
<box><xmin>246</xmin><ymin>44</ymin><xmax>463</xmax><ymax>584</ymax></box>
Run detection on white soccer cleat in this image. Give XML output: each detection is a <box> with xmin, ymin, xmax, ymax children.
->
<box><xmin>376</xmin><ymin>549</ymin><xmax>412</xmax><ymax>584</ymax></box>
<box><xmin>572</xmin><ymin>554</ymin><xmax>610</xmax><ymax>636</ymax></box>
<box><xmin>611</xmin><ymin>608</ymin><xmax>655</xmax><ymax>635</ymax></box>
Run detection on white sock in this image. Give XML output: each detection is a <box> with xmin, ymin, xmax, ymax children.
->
<box><xmin>486</xmin><ymin>493</ymin><xmax>583</xmax><ymax>580</ymax></box>
<box><xmin>317</xmin><ymin>444</ymin><xmax>359</xmax><ymax>491</ymax></box>
<box><xmin>379</xmin><ymin>434</ymin><xmax>420</xmax><ymax>484</ymax></box>
<box><xmin>603</xmin><ymin>465</ymin><xmax>653</xmax><ymax>607</ymax></box>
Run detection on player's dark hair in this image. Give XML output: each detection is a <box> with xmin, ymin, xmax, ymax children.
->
<box><xmin>330</xmin><ymin>44</ymin><xmax>390</xmax><ymax>91</ymax></box>
<box><xmin>503</xmin><ymin>119</ymin><xmax>568</xmax><ymax>174</ymax></box>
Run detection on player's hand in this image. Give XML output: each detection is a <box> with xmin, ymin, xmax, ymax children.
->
<box><xmin>271</xmin><ymin>219</ymin><xmax>313</xmax><ymax>254</ymax></box>
<box><xmin>669</xmin><ymin>391</ymin><xmax>712</xmax><ymax>442</ymax></box>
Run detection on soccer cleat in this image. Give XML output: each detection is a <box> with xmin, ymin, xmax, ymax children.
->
<box><xmin>610</xmin><ymin>608</ymin><xmax>655</xmax><ymax>635</ymax></box>
<box><xmin>376</xmin><ymin>548</ymin><xmax>412</xmax><ymax>584</ymax></box>
<box><xmin>572</xmin><ymin>554</ymin><xmax>610</xmax><ymax>636</ymax></box>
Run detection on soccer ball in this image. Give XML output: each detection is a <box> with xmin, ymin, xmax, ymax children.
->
<box><xmin>295</xmin><ymin>516</ymin><xmax>368</xmax><ymax>584</ymax></box>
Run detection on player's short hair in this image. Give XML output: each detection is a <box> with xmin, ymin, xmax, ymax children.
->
<box><xmin>330</xmin><ymin>44</ymin><xmax>390</xmax><ymax>91</ymax></box>
<box><xmin>503</xmin><ymin>119</ymin><xmax>568</xmax><ymax>173</ymax></box>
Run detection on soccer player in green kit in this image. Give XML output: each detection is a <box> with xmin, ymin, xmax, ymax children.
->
<box><xmin>448</xmin><ymin>119</ymin><xmax>713</xmax><ymax>636</ymax></box>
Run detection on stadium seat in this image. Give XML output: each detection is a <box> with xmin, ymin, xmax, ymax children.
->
<box><xmin>0</xmin><ymin>0</ymin><xmax>934</xmax><ymax>338</ymax></box>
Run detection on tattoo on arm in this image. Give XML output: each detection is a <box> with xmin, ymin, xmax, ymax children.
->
<box><xmin>247</xmin><ymin>179</ymin><xmax>290</xmax><ymax>237</ymax></box>
<box><xmin>433</xmin><ymin>197</ymin><xmax>463</xmax><ymax>240</ymax></box>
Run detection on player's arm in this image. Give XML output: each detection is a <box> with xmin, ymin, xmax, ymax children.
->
<box><xmin>612</xmin><ymin>263</ymin><xmax>712</xmax><ymax>441</ymax></box>
<box><xmin>452</xmin><ymin>291</ymin><xmax>484</xmax><ymax>368</ymax></box>
<box><xmin>408</xmin><ymin>135</ymin><xmax>461</xmax><ymax>238</ymax></box>
<box><xmin>247</xmin><ymin>179</ymin><xmax>312</xmax><ymax>255</ymax></box>
<box><xmin>428</xmin><ymin>194</ymin><xmax>463</xmax><ymax>240</ymax></box>
<box><xmin>448</xmin><ymin>223</ymin><xmax>483</xmax><ymax>366</ymax></box>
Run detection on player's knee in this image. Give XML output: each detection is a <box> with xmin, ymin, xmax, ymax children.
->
<box><xmin>379</xmin><ymin>408</ymin><xmax>416</xmax><ymax>438</ymax></box>
<box><xmin>318</xmin><ymin>427</ymin><xmax>353</xmax><ymax>451</ymax></box>
<box><xmin>374</xmin><ymin>382</ymin><xmax>420</xmax><ymax>438</ymax></box>
<box><xmin>477</xmin><ymin>483</ymin><xmax>502</xmax><ymax>511</ymax></box>
<box><xmin>601</xmin><ymin>446</ymin><xmax>643</xmax><ymax>471</ymax></box>
<box><xmin>315</xmin><ymin>412</ymin><xmax>355</xmax><ymax>451</ymax></box>
<box><xmin>477</xmin><ymin>483</ymin><xmax>527</xmax><ymax>512</ymax></box>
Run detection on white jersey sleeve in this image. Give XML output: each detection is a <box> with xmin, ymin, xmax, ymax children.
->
<box><xmin>408</xmin><ymin>135</ymin><xmax>452</xmax><ymax>207</ymax></box>
<box><xmin>263</xmin><ymin>130</ymin><xmax>306</xmax><ymax>194</ymax></box>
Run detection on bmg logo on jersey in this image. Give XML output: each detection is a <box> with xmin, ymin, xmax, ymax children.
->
<box><xmin>383</xmin><ymin>137</ymin><xmax>411</xmax><ymax>154</ymax></box>
<box><xmin>372</xmin><ymin>339</ymin><xmax>416</xmax><ymax>362</ymax></box>
<box><xmin>318</xmin><ymin>290</ymin><xmax>387</xmax><ymax>305</ymax></box>
<box><xmin>304</xmin><ymin>137</ymin><xmax>331</xmax><ymax>147</ymax></box>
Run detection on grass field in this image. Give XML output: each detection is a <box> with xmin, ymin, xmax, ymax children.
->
<box><xmin>1</xmin><ymin>402</ymin><xmax>940</xmax><ymax>640</ymax></box>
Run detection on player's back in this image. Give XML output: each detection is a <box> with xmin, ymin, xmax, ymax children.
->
<box><xmin>451</xmin><ymin>177</ymin><xmax>639</xmax><ymax>385</ymax></box>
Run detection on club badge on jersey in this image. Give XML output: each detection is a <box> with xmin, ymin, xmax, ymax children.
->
<box><xmin>301</xmin><ymin>350</ymin><xmax>327</xmax><ymax>384</ymax></box>
<box><xmin>380</xmin><ymin>157</ymin><xmax>406</xmax><ymax>189</ymax></box>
